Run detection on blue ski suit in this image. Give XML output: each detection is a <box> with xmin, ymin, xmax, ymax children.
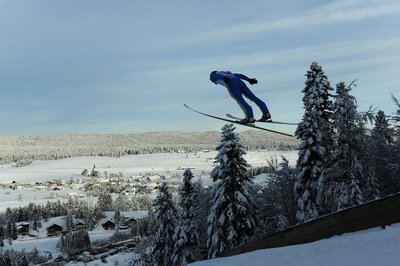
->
<box><xmin>210</xmin><ymin>71</ymin><xmax>270</xmax><ymax>119</ymax></box>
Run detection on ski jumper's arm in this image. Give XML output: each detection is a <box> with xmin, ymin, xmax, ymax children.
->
<box><xmin>233</xmin><ymin>73</ymin><xmax>251</xmax><ymax>82</ymax></box>
<box><xmin>233</xmin><ymin>73</ymin><xmax>257</xmax><ymax>85</ymax></box>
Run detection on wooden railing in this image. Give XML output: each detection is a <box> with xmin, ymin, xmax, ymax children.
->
<box><xmin>223</xmin><ymin>193</ymin><xmax>400</xmax><ymax>257</ymax></box>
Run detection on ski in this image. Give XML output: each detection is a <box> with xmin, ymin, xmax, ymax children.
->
<box><xmin>184</xmin><ymin>104</ymin><xmax>294</xmax><ymax>137</ymax></box>
<box><xmin>226</xmin><ymin>114</ymin><xmax>298</xmax><ymax>125</ymax></box>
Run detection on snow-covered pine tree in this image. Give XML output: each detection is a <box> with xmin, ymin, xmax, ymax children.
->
<box><xmin>294</xmin><ymin>62</ymin><xmax>334</xmax><ymax>222</ymax></box>
<box><xmin>96</xmin><ymin>191</ymin><xmax>113</xmax><ymax>211</ymax></box>
<box><xmin>114</xmin><ymin>210</ymin><xmax>121</xmax><ymax>231</ymax></box>
<box><xmin>328</xmin><ymin>82</ymin><xmax>368</xmax><ymax>210</ymax></box>
<box><xmin>207</xmin><ymin>124</ymin><xmax>256</xmax><ymax>259</ymax></box>
<box><xmin>11</xmin><ymin>222</ymin><xmax>17</xmax><ymax>240</ymax></box>
<box><xmin>372</xmin><ymin>110</ymin><xmax>394</xmax><ymax>145</ymax></box>
<box><xmin>66</xmin><ymin>213</ymin><xmax>74</xmax><ymax>231</ymax></box>
<box><xmin>114</xmin><ymin>194</ymin><xmax>130</xmax><ymax>211</ymax></box>
<box><xmin>260</xmin><ymin>156</ymin><xmax>296</xmax><ymax>233</ymax></box>
<box><xmin>0</xmin><ymin>225</ymin><xmax>4</xmax><ymax>247</ymax></box>
<box><xmin>2</xmin><ymin>252</ymin><xmax>11</xmax><ymax>265</ymax></box>
<box><xmin>18</xmin><ymin>254</ymin><xmax>29</xmax><ymax>266</ymax></box>
<box><xmin>172</xmin><ymin>168</ymin><xmax>200</xmax><ymax>265</ymax></box>
<box><xmin>0</xmin><ymin>255</ymin><xmax>6</xmax><ymax>265</ymax></box>
<box><xmin>388</xmin><ymin>94</ymin><xmax>400</xmax><ymax>194</ymax></box>
<box><xmin>392</xmin><ymin>94</ymin><xmax>400</xmax><ymax>133</ymax></box>
<box><xmin>64</xmin><ymin>230</ymin><xmax>91</xmax><ymax>255</ymax></box>
<box><xmin>369</xmin><ymin>110</ymin><xmax>395</xmax><ymax>197</ymax></box>
<box><xmin>192</xmin><ymin>179</ymin><xmax>211</xmax><ymax>260</ymax></box>
<box><xmin>151</xmin><ymin>182</ymin><xmax>177</xmax><ymax>266</ymax></box>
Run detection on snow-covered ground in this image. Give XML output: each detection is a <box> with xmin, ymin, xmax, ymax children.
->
<box><xmin>190</xmin><ymin>223</ymin><xmax>400</xmax><ymax>266</ymax></box>
<box><xmin>0</xmin><ymin>150</ymin><xmax>297</xmax><ymax>194</ymax></box>
<box><xmin>0</xmin><ymin>150</ymin><xmax>399</xmax><ymax>265</ymax></box>
<box><xmin>0</xmin><ymin>149</ymin><xmax>297</xmax><ymax>264</ymax></box>
<box><xmin>0</xmin><ymin>149</ymin><xmax>298</xmax><ymax>183</ymax></box>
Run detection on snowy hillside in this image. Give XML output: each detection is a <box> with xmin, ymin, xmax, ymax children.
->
<box><xmin>0</xmin><ymin>148</ymin><xmax>298</xmax><ymax>189</ymax></box>
<box><xmin>0</xmin><ymin>131</ymin><xmax>298</xmax><ymax>165</ymax></box>
<box><xmin>190</xmin><ymin>223</ymin><xmax>400</xmax><ymax>266</ymax></box>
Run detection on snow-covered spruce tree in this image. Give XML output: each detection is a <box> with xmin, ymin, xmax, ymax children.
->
<box><xmin>389</xmin><ymin>94</ymin><xmax>400</xmax><ymax>192</ymax></box>
<box><xmin>294</xmin><ymin>62</ymin><xmax>334</xmax><ymax>222</ymax></box>
<box><xmin>192</xmin><ymin>179</ymin><xmax>212</xmax><ymax>260</ymax></box>
<box><xmin>64</xmin><ymin>230</ymin><xmax>91</xmax><ymax>255</ymax></box>
<box><xmin>114</xmin><ymin>210</ymin><xmax>121</xmax><ymax>231</ymax></box>
<box><xmin>0</xmin><ymin>226</ymin><xmax>4</xmax><ymax>247</ymax></box>
<box><xmin>258</xmin><ymin>156</ymin><xmax>296</xmax><ymax>234</ymax></box>
<box><xmin>18</xmin><ymin>254</ymin><xmax>29</xmax><ymax>266</ymax></box>
<box><xmin>96</xmin><ymin>191</ymin><xmax>113</xmax><ymax>211</ymax></box>
<box><xmin>327</xmin><ymin>82</ymin><xmax>371</xmax><ymax>210</ymax></box>
<box><xmin>207</xmin><ymin>124</ymin><xmax>256</xmax><ymax>259</ymax></box>
<box><xmin>172</xmin><ymin>168</ymin><xmax>200</xmax><ymax>265</ymax></box>
<box><xmin>370</xmin><ymin>110</ymin><xmax>395</xmax><ymax>197</ymax></box>
<box><xmin>151</xmin><ymin>182</ymin><xmax>177</xmax><ymax>266</ymax></box>
<box><xmin>392</xmin><ymin>94</ymin><xmax>400</xmax><ymax>133</ymax></box>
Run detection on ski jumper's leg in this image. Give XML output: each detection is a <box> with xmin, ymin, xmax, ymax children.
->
<box><xmin>239</xmin><ymin>82</ymin><xmax>270</xmax><ymax>114</ymax></box>
<box><xmin>227</xmin><ymin>78</ymin><xmax>254</xmax><ymax>119</ymax></box>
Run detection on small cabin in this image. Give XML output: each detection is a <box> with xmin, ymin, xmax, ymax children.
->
<box><xmin>102</xmin><ymin>220</ymin><xmax>115</xmax><ymax>230</ymax></box>
<box><xmin>17</xmin><ymin>222</ymin><xmax>30</xmax><ymax>235</ymax></box>
<box><xmin>47</xmin><ymin>224</ymin><xmax>63</xmax><ymax>236</ymax></box>
<box><xmin>74</xmin><ymin>221</ymin><xmax>86</xmax><ymax>230</ymax></box>
<box><xmin>125</xmin><ymin>217</ymin><xmax>138</xmax><ymax>227</ymax></box>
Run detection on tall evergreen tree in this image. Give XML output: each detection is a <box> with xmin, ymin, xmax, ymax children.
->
<box><xmin>12</xmin><ymin>222</ymin><xmax>18</xmax><ymax>240</ymax></box>
<box><xmin>370</xmin><ymin>110</ymin><xmax>395</xmax><ymax>197</ymax></box>
<box><xmin>151</xmin><ymin>182</ymin><xmax>177</xmax><ymax>266</ymax></box>
<box><xmin>19</xmin><ymin>254</ymin><xmax>29</xmax><ymax>266</ymax></box>
<box><xmin>392</xmin><ymin>94</ymin><xmax>400</xmax><ymax>133</ymax></box>
<box><xmin>294</xmin><ymin>62</ymin><xmax>334</xmax><ymax>222</ymax></box>
<box><xmin>260</xmin><ymin>156</ymin><xmax>296</xmax><ymax>233</ymax></box>
<box><xmin>388</xmin><ymin>94</ymin><xmax>400</xmax><ymax>194</ymax></box>
<box><xmin>326</xmin><ymin>82</ymin><xmax>370</xmax><ymax>210</ymax></box>
<box><xmin>64</xmin><ymin>230</ymin><xmax>91</xmax><ymax>255</ymax></box>
<box><xmin>207</xmin><ymin>124</ymin><xmax>256</xmax><ymax>259</ymax></box>
<box><xmin>96</xmin><ymin>191</ymin><xmax>113</xmax><ymax>211</ymax></box>
<box><xmin>192</xmin><ymin>179</ymin><xmax>212</xmax><ymax>260</ymax></box>
<box><xmin>66</xmin><ymin>213</ymin><xmax>74</xmax><ymax>231</ymax></box>
<box><xmin>0</xmin><ymin>225</ymin><xmax>4</xmax><ymax>247</ymax></box>
<box><xmin>3</xmin><ymin>252</ymin><xmax>11</xmax><ymax>266</ymax></box>
<box><xmin>172</xmin><ymin>168</ymin><xmax>200</xmax><ymax>266</ymax></box>
<box><xmin>114</xmin><ymin>210</ymin><xmax>121</xmax><ymax>231</ymax></box>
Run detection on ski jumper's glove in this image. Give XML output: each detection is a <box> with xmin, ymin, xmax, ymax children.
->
<box><xmin>223</xmin><ymin>76</ymin><xmax>231</xmax><ymax>84</ymax></box>
<box><xmin>249</xmin><ymin>78</ymin><xmax>258</xmax><ymax>85</ymax></box>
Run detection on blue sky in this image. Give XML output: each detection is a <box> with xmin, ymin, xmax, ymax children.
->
<box><xmin>1</xmin><ymin>0</ymin><xmax>400</xmax><ymax>135</ymax></box>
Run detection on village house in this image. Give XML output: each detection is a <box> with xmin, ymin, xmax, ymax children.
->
<box><xmin>145</xmin><ymin>183</ymin><xmax>159</xmax><ymax>194</ymax></box>
<box><xmin>17</xmin><ymin>222</ymin><xmax>30</xmax><ymax>235</ymax></box>
<box><xmin>146</xmin><ymin>174</ymin><xmax>162</xmax><ymax>182</ymax></box>
<box><xmin>47</xmin><ymin>224</ymin><xmax>64</xmax><ymax>236</ymax></box>
<box><xmin>98</xmin><ymin>179</ymin><xmax>110</xmax><ymax>187</ymax></box>
<box><xmin>124</xmin><ymin>217</ymin><xmax>138</xmax><ymax>227</ymax></box>
<box><xmin>102</xmin><ymin>220</ymin><xmax>115</xmax><ymax>230</ymax></box>
<box><xmin>74</xmin><ymin>221</ymin><xmax>85</xmax><ymax>230</ymax></box>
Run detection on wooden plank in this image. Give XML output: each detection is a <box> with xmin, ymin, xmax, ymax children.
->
<box><xmin>223</xmin><ymin>193</ymin><xmax>400</xmax><ymax>257</ymax></box>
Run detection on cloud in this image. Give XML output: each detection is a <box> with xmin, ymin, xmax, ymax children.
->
<box><xmin>175</xmin><ymin>0</ymin><xmax>400</xmax><ymax>48</ymax></box>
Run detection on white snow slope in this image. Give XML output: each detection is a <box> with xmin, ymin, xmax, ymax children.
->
<box><xmin>190</xmin><ymin>223</ymin><xmax>400</xmax><ymax>266</ymax></box>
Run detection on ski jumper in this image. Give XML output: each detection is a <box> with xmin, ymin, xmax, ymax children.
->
<box><xmin>210</xmin><ymin>71</ymin><xmax>270</xmax><ymax>120</ymax></box>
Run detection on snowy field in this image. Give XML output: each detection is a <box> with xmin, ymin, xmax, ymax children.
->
<box><xmin>0</xmin><ymin>149</ymin><xmax>298</xmax><ymax>211</ymax></box>
<box><xmin>0</xmin><ymin>149</ymin><xmax>297</xmax><ymax>264</ymax></box>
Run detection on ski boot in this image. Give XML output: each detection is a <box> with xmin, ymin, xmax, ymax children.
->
<box><xmin>238</xmin><ymin>117</ymin><xmax>256</xmax><ymax>125</ymax></box>
<box><xmin>259</xmin><ymin>113</ymin><xmax>272</xmax><ymax>122</ymax></box>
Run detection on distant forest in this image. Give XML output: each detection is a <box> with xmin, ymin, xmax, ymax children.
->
<box><xmin>0</xmin><ymin>131</ymin><xmax>298</xmax><ymax>166</ymax></box>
